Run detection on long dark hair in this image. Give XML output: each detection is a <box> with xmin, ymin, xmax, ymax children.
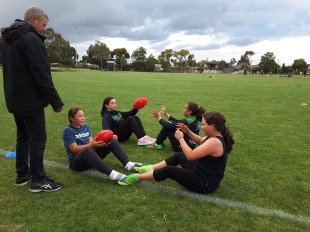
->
<box><xmin>101</xmin><ymin>96</ymin><xmax>114</xmax><ymax>116</ymax></box>
<box><xmin>187</xmin><ymin>102</ymin><xmax>206</xmax><ymax>122</ymax></box>
<box><xmin>203</xmin><ymin>111</ymin><xmax>234</xmax><ymax>153</ymax></box>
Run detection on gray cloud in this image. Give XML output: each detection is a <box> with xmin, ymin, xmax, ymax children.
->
<box><xmin>225</xmin><ymin>36</ymin><xmax>260</xmax><ymax>47</ymax></box>
<box><xmin>1</xmin><ymin>0</ymin><xmax>310</xmax><ymax>63</ymax></box>
<box><xmin>192</xmin><ymin>43</ymin><xmax>223</xmax><ymax>51</ymax></box>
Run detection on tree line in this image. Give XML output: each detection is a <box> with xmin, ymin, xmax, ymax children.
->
<box><xmin>0</xmin><ymin>27</ymin><xmax>308</xmax><ymax>74</ymax></box>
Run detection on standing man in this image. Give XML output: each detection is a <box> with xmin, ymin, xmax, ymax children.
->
<box><xmin>1</xmin><ymin>6</ymin><xmax>64</xmax><ymax>192</ymax></box>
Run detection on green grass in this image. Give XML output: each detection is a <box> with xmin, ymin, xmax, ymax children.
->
<box><xmin>0</xmin><ymin>70</ymin><xmax>309</xmax><ymax>231</ymax></box>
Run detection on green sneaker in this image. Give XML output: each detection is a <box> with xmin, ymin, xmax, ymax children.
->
<box><xmin>146</xmin><ymin>143</ymin><xmax>163</xmax><ymax>150</ymax></box>
<box><xmin>134</xmin><ymin>165</ymin><xmax>153</xmax><ymax>173</ymax></box>
<box><xmin>118</xmin><ymin>174</ymin><xmax>138</xmax><ymax>186</ymax></box>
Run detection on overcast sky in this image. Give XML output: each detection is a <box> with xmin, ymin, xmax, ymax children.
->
<box><xmin>1</xmin><ymin>0</ymin><xmax>309</xmax><ymax>65</ymax></box>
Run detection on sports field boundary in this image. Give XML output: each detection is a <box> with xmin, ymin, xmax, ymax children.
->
<box><xmin>1</xmin><ymin>150</ymin><xmax>309</xmax><ymax>226</ymax></box>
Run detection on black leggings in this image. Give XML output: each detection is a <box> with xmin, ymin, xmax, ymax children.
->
<box><xmin>153</xmin><ymin>152</ymin><xmax>207</xmax><ymax>193</ymax></box>
<box><xmin>70</xmin><ymin>139</ymin><xmax>130</xmax><ymax>176</ymax></box>
<box><xmin>114</xmin><ymin>116</ymin><xmax>146</xmax><ymax>142</ymax></box>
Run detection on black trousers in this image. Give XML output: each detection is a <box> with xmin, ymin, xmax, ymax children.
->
<box><xmin>153</xmin><ymin>152</ymin><xmax>208</xmax><ymax>193</ymax></box>
<box><xmin>114</xmin><ymin>116</ymin><xmax>146</xmax><ymax>142</ymax></box>
<box><xmin>70</xmin><ymin>139</ymin><xmax>130</xmax><ymax>176</ymax></box>
<box><xmin>13</xmin><ymin>109</ymin><xmax>47</xmax><ymax>182</ymax></box>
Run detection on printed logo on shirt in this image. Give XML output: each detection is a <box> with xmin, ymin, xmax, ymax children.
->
<box><xmin>112</xmin><ymin>113</ymin><xmax>123</xmax><ymax>122</ymax></box>
<box><xmin>75</xmin><ymin>132</ymin><xmax>89</xmax><ymax>139</ymax></box>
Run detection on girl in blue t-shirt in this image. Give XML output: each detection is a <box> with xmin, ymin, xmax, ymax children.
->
<box><xmin>62</xmin><ymin>106</ymin><xmax>142</xmax><ymax>181</ymax></box>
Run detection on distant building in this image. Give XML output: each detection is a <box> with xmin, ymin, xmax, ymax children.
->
<box><xmin>106</xmin><ymin>60</ymin><xmax>115</xmax><ymax>71</ymax></box>
<box><xmin>205</xmin><ymin>60</ymin><xmax>230</xmax><ymax>69</ymax></box>
<box><xmin>203</xmin><ymin>60</ymin><xmax>230</xmax><ymax>74</ymax></box>
<box><xmin>154</xmin><ymin>64</ymin><xmax>163</xmax><ymax>71</ymax></box>
<box><xmin>205</xmin><ymin>60</ymin><xmax>220</xmax><ymax>70</ymax></box>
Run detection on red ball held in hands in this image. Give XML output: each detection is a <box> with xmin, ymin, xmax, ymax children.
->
<box><xmin>95</xmin><ymin>130</ymin><xmax>114</xmax><ymax>143</ymax></box>
<box><xmin>133</xmin><ymin>96</ymin><xmax>148</xmax><ymax>109</ymax></box>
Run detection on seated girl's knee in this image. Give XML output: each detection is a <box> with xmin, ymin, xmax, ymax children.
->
<box><xmin>127</xmin><ymin>116</ymin><xmax>135</xmax><ymax>120</ymax></box>
<box><xmin>84</xmin><ymin>147</ymin><xmax>95</xmax><ymax>154</ymax></box>
<box><xmin>109</xmin><ymin>138</ymin><xmax>118</xmax><ymax>145</ymax></box>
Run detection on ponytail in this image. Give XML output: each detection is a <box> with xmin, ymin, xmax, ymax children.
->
<box><xmin>187</xmin><ymin>102</ymin><xmax>206</xmax><ymax>122</ymax></box>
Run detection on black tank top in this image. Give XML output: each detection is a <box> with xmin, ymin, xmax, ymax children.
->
<box><xmin>193</xmin><ymin>136</ymin><xmax>228</xmax><ymax>192</ymax></box>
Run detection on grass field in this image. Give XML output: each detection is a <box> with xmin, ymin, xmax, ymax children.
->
<box><xmin>0</xmin><ymin>70</ymin><xmax>309</xmax><ymax>231</ymax></box>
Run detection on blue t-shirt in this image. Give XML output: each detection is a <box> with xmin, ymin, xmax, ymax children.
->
<box><xmin>62</xmin><ymin>123</ymin><xmax>92</xmax><ymax>162</ymax></box>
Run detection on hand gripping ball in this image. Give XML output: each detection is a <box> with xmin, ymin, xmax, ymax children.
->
<box><xmin>133</xmin><ymin>97</ymin><xmax>148</xmax><ymax>109</ymax></box>
<box><xmin>95</xmin><ymin>130</ymin><xmax>114</xmax><ymax>143</ymax></box>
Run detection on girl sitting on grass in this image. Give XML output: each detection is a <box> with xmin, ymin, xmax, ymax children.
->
<box><xmin>146</xmin><ymin>102</ymin><xmax>206</xmax><ymax>151</ymax></box>
<box><xmin>101</xmin><ymin>96</ymin><xmax>155</xmax><ymax>146</ymax></box>
<box><xmin>118</xmin><ymin>111</ymin><xmax>235</xmax><ymax>194</ymax></box>
<box><xmin>62</xmin><ymin>107</ymin><xmax>142</xmax><ymax>182</ymax></box>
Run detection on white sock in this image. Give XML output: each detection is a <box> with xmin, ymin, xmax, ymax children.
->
<box><xmin>109</xmin><ymin>170</ymin><xmax>126</xmax><ymax>181</ymax></box>
<box><xmin>125</xmin><ymin>161</ymin><xmax>143</xmax><ymax>171</ymax></box>
<box><xmin>125</xmin><ymin>161</ymin><xmax>135</xmax><ymax>171</ymax></box>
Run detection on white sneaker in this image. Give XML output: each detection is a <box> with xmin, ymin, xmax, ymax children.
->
<box><xmin>145</xmin><ymin>135</ymin><xmax>156</xmax><ymax>143</ymax></box>
<box><xmin>137</xmin><ymin>137</ymin><xmax>153</xmax><ymax>146</ymax></box>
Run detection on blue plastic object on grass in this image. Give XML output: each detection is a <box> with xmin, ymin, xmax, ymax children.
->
<box><xmin>6</xmin><ymin>150</ymin><xmax>16</xmax><ymax>158</ymax></box>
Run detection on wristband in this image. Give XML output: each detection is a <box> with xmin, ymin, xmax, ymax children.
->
<box><xmin>178</xmin><ymin>137</ymin><xmax>184</xmax><ymax>140</ymax></box>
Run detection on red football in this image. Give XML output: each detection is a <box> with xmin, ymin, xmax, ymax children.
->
<box><xmin>95</xmin><ymin>130</ymin><xmax>114</xmax><ymax>143</ymax></box>
<box><xmin>133</xmin><ymin>97</ymin><xmax>148</xmax><ymax>109</ymax></box>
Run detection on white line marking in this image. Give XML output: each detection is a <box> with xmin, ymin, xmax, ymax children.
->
<box><xmin>0</xmin><ymin>149</ymin><xmax>11</xmax><ymax>155</ymax></box>
<box><xmin>142</xmin><ymin>184</ymin><xmax>310</xmax><ymax>225</ymax></box>
<box><xmin>1</xmin><ymin>152</ymin><xmax>309</xmax><ymax>225</ymax></box>
<box><xmin>43</xmin><ymin>160</ymin><xmax>310</xmax><ymax>225</ymax></box>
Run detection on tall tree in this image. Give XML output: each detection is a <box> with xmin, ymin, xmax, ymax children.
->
<box><xmin>292</xmin><ymin>58</ymin><xmax>308</xmax><ymax>74</ymax></box>
<box><xmin>45</xmin><ymin>28</ymin><xmax>76</xmax><ymax>66</ymax></box>
<box><xmin>237</xmin><ymin>51</ymin><xmax>254</xmax><ymax>70</ymax></box>
<box><xmin>280</xmin><ymin>63</ymin><xmax>292</xmax><ymax>74</ymax></box>
<box><xmin>171</xmin><ymin>49</ymin><xmax>191</xmax><ymax>72</ymax></box>
<box><xmin>259</xmin><ymin>52</ymin><xmax>277</xmax><ymax>74</ymax></box>
<box><xmin>187</xmin><ymin>54</ymin><xmax>196</xmax><ymax>67</ymax></box>
<box><xmin>110</xmin><ymin>48</ymin><xmax>130</xmax><ymax>71</ymax></box>
<box><xmin>87</xmin><ymin>41</ymin><xmax>110</xmax><ymax>70</ymax></box>
<box><xmin>131</xmin><ymin>46</ymin><xmax>147</xmax><ymax>61</ymax></box>
<box><xmin>145</xmin><ymin>54</ymin><xmax>158</xmax><ymax>72</ymax></box>
<box><xmin>81</xmin><ymin>55</ymin><xmax>88</xmax><ymax>63</ymax></box>
<box><xmin>217</xmin><ymin>60</ymin><xmax>227</xmax><ymax>70</ymax></box>
<box><xmin>230</xmin><ymin>58</ymin><xmax>237</xmax><ymax>67</ymax></box>
<box><xmin>158</xmin><ymin>49</ymin><xmax>174</xmax><ymax>72</ymax></box>
<box><xmin>196</xmin><ymin>60</ymin><xmax>205</xmax><ymax>73</ymax></box>
<box><xmin>131</xmin><ymin>60</ymin><xmax>146</xmax><ymax>72</ymax></box>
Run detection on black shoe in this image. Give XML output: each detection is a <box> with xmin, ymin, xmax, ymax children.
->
<box><xmin>29</xmin><ymin>176</ymin><xmax>63</xmax><ymax>193</ymax></box>
<box><xmin>15</xmin><ymin>173</ymin><xmax>32</xmax><ymax>186</ymax></box>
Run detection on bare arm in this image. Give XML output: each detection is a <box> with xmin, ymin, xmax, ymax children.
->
<box><xmin>161</xmin><ymin>105</ymin><xmax>170</xmax><ymax>119</ymax></box>
<box><xmin>176</xmin><ymin>123</ymin><xmax>205</xmax><ymax>145</ymax></box>
<box><xmin>67</xmin><ymin>137</ymin><xmax>108</xmax><ymax>153</ymax></box>
<box><xmin>175</xmin><ymin>129</ymin><xmax>223</xmax><ymax>160</ymax></box>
